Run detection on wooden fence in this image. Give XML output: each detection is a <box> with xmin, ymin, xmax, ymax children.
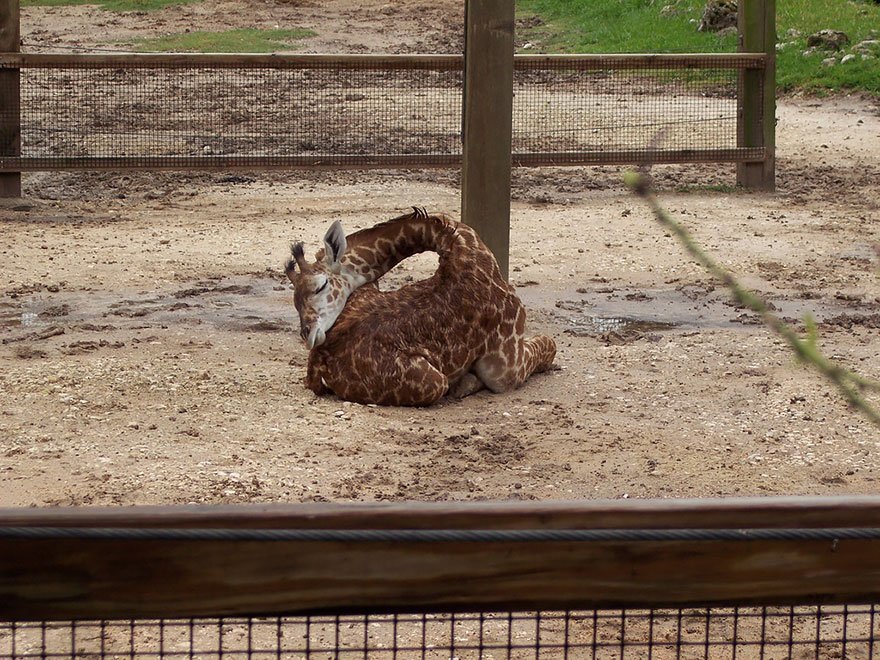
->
<box><xmin>2</xmin><ymin>496</ymin><xmax>879</xmax><ymax>621</ymax></box>
<box><xmin>0</xmin><ymin>0</ymin><xmax>775</xmax><ymax>279</ymax></box>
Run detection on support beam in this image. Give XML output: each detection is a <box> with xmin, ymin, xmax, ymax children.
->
<box><xmin>737</xmin><ymin>0</ymin><xmax>776</xmax><ymax>191</ymax></box>
<box><xmin>461</xmin><ymin>0</ymin><xmax>514</xmax><ymax>279</ymax></box>
<box><xmin>0</xmin><ymin>0</ymin><xmax>20</xmax><ymax>198</ymax></box>
<box><xmin>3</xmin><ymin>497</ymin><xmax>880</xmax><ymax>620</ymax></box>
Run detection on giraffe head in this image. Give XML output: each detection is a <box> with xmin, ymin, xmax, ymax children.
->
<box><xmin>285</xmin><ymin>220</ymin><xmax>353</xmax><ymax>349</ymax></box>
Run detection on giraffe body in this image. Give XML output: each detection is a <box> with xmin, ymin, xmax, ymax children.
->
<box><xmin>287</xmin><ymin>209</ymin><xmax>556</xmax><ymax>406</ymax></box>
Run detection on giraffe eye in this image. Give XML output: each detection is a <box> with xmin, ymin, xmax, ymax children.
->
<box><xmin>315</xmin><ymin>280</ymin><xmax>328</xmax><ymax>295</ymax></box>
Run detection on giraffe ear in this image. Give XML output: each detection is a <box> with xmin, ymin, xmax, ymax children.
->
<box><xmin>323</xmin><ymin>220</ymin><xmax>347</xmax><ymax>273</ymax></box>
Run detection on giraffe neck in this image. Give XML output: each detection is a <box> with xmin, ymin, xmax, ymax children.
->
<box><xmin>340</xmin><ymin>209</ymin><xmax>454</xmax><ymax>286</ymax></box>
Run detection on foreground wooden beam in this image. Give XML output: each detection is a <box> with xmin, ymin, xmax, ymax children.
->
<box><xmin>2</xmin><ymin>497</ymin><xmax>880</xmax><ymax>621</ymax></box>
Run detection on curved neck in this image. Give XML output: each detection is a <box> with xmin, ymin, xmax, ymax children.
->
<box><xmin>340</xmin><ymin>211</ymin><xmax>453</xmax><ymax>285</ymax></box>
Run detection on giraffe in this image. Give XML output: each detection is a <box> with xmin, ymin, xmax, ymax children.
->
<box><xmin>285</xmin><ymin>208</ymin><xmax>556</xmax><ymax>406</ymax></box>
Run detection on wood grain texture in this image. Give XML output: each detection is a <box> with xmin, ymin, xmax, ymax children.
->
<box><xmin>0</xmin><ymin>149</ymin><xmax>765</xmax><ymax>173</ymax></box>
<box><xmin>2</xmin><ymin>537</ymin><xmax>879</xmax><ymax>620</ymax></box>
<box><xmin>0</xmin><ymin>155</ymin><xmax>464</xmax><ymax>171</ymax></box>
<box><xmin>0</xmin><ymin>0</ymin><xmax>20</xmax><ymax>197</ymax></box>
<box><xmin>0</xmin><ymin>52</ymin><xmax>464</xmax><ymax>70</ymax></box>
<box><xmin>737</xmin><ymin>0</ymin><xmax>776</xmax><ymax>190</ymax></box>
<box><xmin>460</xmin><ymin>0</ymin><xmax>514</xmax><ymax>279</ymax></box>
<box><xmin>0</xmin><ymin>52</ymin><xmax>765</xmax><ymax>71</ymax></box>
<box><xmin>4</xmin><ymin>496</ymin><xmax>880</xmax><ymax>529</ymax></box>
<box><xmin>2</xmin><ymin>498</ymin><xmax>880</xmax><ymax>620</ymax></box>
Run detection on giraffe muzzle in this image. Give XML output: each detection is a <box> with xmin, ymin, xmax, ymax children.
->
<box><xmin>306</xmin><ymin>325</ymin><xmax>326</xmax><ymax>349</ymax></box>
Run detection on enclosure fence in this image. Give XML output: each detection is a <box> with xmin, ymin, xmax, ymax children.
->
<box><xmin>0</xmin><ymin>53</ymin><xmax>767</xmax><ymax>172</ymax></box>
<box><xmin>3</xmin><ymin>607</ymin><xmax>879</xmax><ymax>659</ymax></box>
<box><xmin>2</xmin><ymin>498</ymin><xmax>879</xmax><ymax>659</ymax></box>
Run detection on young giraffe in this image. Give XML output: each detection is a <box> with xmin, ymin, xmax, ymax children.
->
<box><xmin>285</xmin><ymin>208</ymin><xmax>556</xmax><ymax>406</ymax></box>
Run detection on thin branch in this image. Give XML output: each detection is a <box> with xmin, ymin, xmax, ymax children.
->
<box><xmin>624</xmin><ymin>170</ymin><xmax>880</xmax><ymax>428</ymax></box>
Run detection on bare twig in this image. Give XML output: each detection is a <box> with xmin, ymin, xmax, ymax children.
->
<box><xmin>624</xmin><ymin>170</ymin><xmax>880</xmax><ymax>428</ymax></box>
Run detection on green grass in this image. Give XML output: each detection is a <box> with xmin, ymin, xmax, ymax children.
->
<box><xmin>516</xmin><ymin>0</ymin><xmax>738</xmax><ymax>54</ymax></box>
<box><xmin>135</xmin><ymin>28</ymin><xmax>316</xmax><ymax>53</ymax></box>
<box><xmin>516</xmin><ymin>0</ymin><xmax>880</xmax><ymax>95</ymax></box>
<box><xmin>776</xmin><ymin>0</ymin><xmax>880</xmax><ymax>94</ymax></box>
<box><xmin>22</xmin><ymin>0</ymin><xmax>200</xmax><ymax>10</ymax></box>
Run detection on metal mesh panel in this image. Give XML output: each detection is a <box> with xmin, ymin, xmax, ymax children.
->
<box><xmin>512</xmin><ymin>58</ymin><xmax>761</xmax><ymax>165</ymax></box>
<box><xmin>1</xmin><ymin>607</ymin><xmax>877</xmax><ymax>659</ymax></box>
<box><xmin>0</xmin><ymin>54</ymin><xmax>765</xmax><ymax>171</ymax></box>
<box><xmin>6</xmin><ymin>62</ymin><xmax>464</xmax><ymax>168</ymax></box>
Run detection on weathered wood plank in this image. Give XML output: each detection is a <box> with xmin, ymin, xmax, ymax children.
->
<box><xmin>4</xmin><ymin>497</ymin><xmax>880</xmax><ymax>530</ymax></box>
<box><xmin>0</xmin><ymin>52</ymin><xmax>464</xmax><ymax>70</ymax></box>
<box><xmin>0</xmin><ymin>148</ymin><xmax>765</xmax><ymax>173</ymax></box>
<box><xmin>737</xmin><ymin>0</ymin><xmax>776</xmax><ymax>190</ymax></box>
<box><xmin>0</xmin><ymin>52</ymin><xmax>765</xmax><ymax>71</ymax></box>
<box><xmin>1</xmin><ymin>535</ymin><xmax>879</xmax><ymax>620</ymax></box>
<box><xmin>460</xmin><ymin>0</ymin><xmax>515</xmax><ymax>279</ymax></box>
<box><xmin>0</xmin><ymin>0</ymin><xmax>20</xmax><ymax>198</ymax></box>
<box><xmin>514</xmin><ymin>52</ymin><xmax>766</xmax><ymax>70</ymax></box>
<box><xmin>2</xmin><ymin>498</ymin><xmax>880</xmax><ymax>621</ymax></box>
<box><xmin>0</xmin><ymin>154</ymin><xmax>464</xmax><ymax>171</ymax></box>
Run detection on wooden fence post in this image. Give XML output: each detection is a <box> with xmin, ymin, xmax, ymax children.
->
<box><xmin>461</xmin><ymin>0</ymin><xmax>514</xmax><ymax>279</ymax></box>
<box><xmin>737</xmin><ymin>0</ymin><xmax>775</xmax><ymax>191</ymax></box>
<box><xmin>0</xmin><ymin>0</ymin><xmax>21</xmax><ymax>198</ymax></box>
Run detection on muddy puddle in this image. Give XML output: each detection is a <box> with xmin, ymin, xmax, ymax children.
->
<box><xmin>519</xmin><ymin>286</ymin><xmax>878</xmax><ymax>338</ymax></box>
<box><xmin>2</xmin><ymin>276</ymin><xmax>876</xmax><ymax>347</ymax></box>
<box><xmin>0</xmin><ymin>276</ymin><xmax>296</xmax><ymax>340</ymax></box>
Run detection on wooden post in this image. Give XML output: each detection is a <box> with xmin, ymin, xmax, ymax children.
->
<box><xmin>737</xmin><ymin>0</ymin><xmax>775</xmax><ymax>191</ymax></box>
<box><xmin>461</xmin><ymin>0</ymin><xmax>514</xmax><ymax>279</ymax></box>
<box><xmin>0</xmin><ymin>0</ymin><xmax>21</xmax><ymax>198</ymax></box>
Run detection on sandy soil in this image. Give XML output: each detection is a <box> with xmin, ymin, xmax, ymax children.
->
<box><xmin>21</xmin><ymin>0</ymin><xmax>465</xmax><ymax>54</ymax></box>
<box><xmin>1</xmin><ymin>1</ymin><xmax>879</xmax><ymax>509</ymax></box>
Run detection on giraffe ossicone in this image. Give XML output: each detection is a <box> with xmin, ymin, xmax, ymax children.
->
<box><xmin>286</xmin><ymin>208</ymin><xmax>556</xmax><ymax>406</ymax></box>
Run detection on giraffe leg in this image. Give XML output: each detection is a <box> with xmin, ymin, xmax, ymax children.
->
<box><xmin>305</xmin><ymin>354</ymin><xmax>329</xmax><ymax>395</ymax></box>
<box><xmin>474</xmin><ymin>334</ymin><xmax>557</xmax><ymax>394</ymax></box>
<box><xmin>524</xmin><ymin>335</ymin><xmax>557</xmax><ymax>375</ymax></box>
<box><xmin>447</xmin><ymin>372</ymin><xmax>486</xmax><ymax>399</ymax></box>
<box><xmin>317</xmin><ymin>351</ymin><xmax>448</xmax><ymax>407</ymax></box>
<box><xmin>392</xmin><ymin>354</ymin><xmax>449</xmax><ymax>406</ymax></box>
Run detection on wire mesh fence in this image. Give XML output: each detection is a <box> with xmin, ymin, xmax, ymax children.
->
<box><xmin>1</xmin><ymin>606</ymin><xmax>877</xmax><ymax>659</ymax></box>
<box><xmin>0</xmin><ymin>54</ymin><xmax>765</xmax><ymax>171</ymax></box>
<box><xmin>512</xmin><ymin>55</ymin><xmax>763</xmax><ymax>166</ymax></box>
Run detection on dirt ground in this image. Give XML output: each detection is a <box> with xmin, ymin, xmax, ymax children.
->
<box><xmin>1</xmin><ymin>1</ymin><xmax>878</xmax><ymax>509</ymax></box>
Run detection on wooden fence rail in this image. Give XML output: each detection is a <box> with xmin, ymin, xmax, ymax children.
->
<box><xmin>2</xmin><ymin>497</ymin><xmax>879</xmax><ymax>622</ymax></box>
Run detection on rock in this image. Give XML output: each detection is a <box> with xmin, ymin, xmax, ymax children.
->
<box><xmin>698</xmin><ymin>0</ymin><xmax>737</xmax><ymax>33</ymax></box>
<box><xmin>852</xmin><ymin>39</ymin><xmax>880</xmax><ymax>56</ymax></box>
<box><xmin>821</xmin><ymin>56</ymin><xmax>838</xmax><ymax>67</ymax></box>
<box><xmin>841</xmin><ymin>53</ymin><xmax>856</xmax><ymax>64</ymax></box>
<box><xmin>806</xmin><ymin>29</ymin><xmax>850</xmax><ymax>51</ymax></box>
